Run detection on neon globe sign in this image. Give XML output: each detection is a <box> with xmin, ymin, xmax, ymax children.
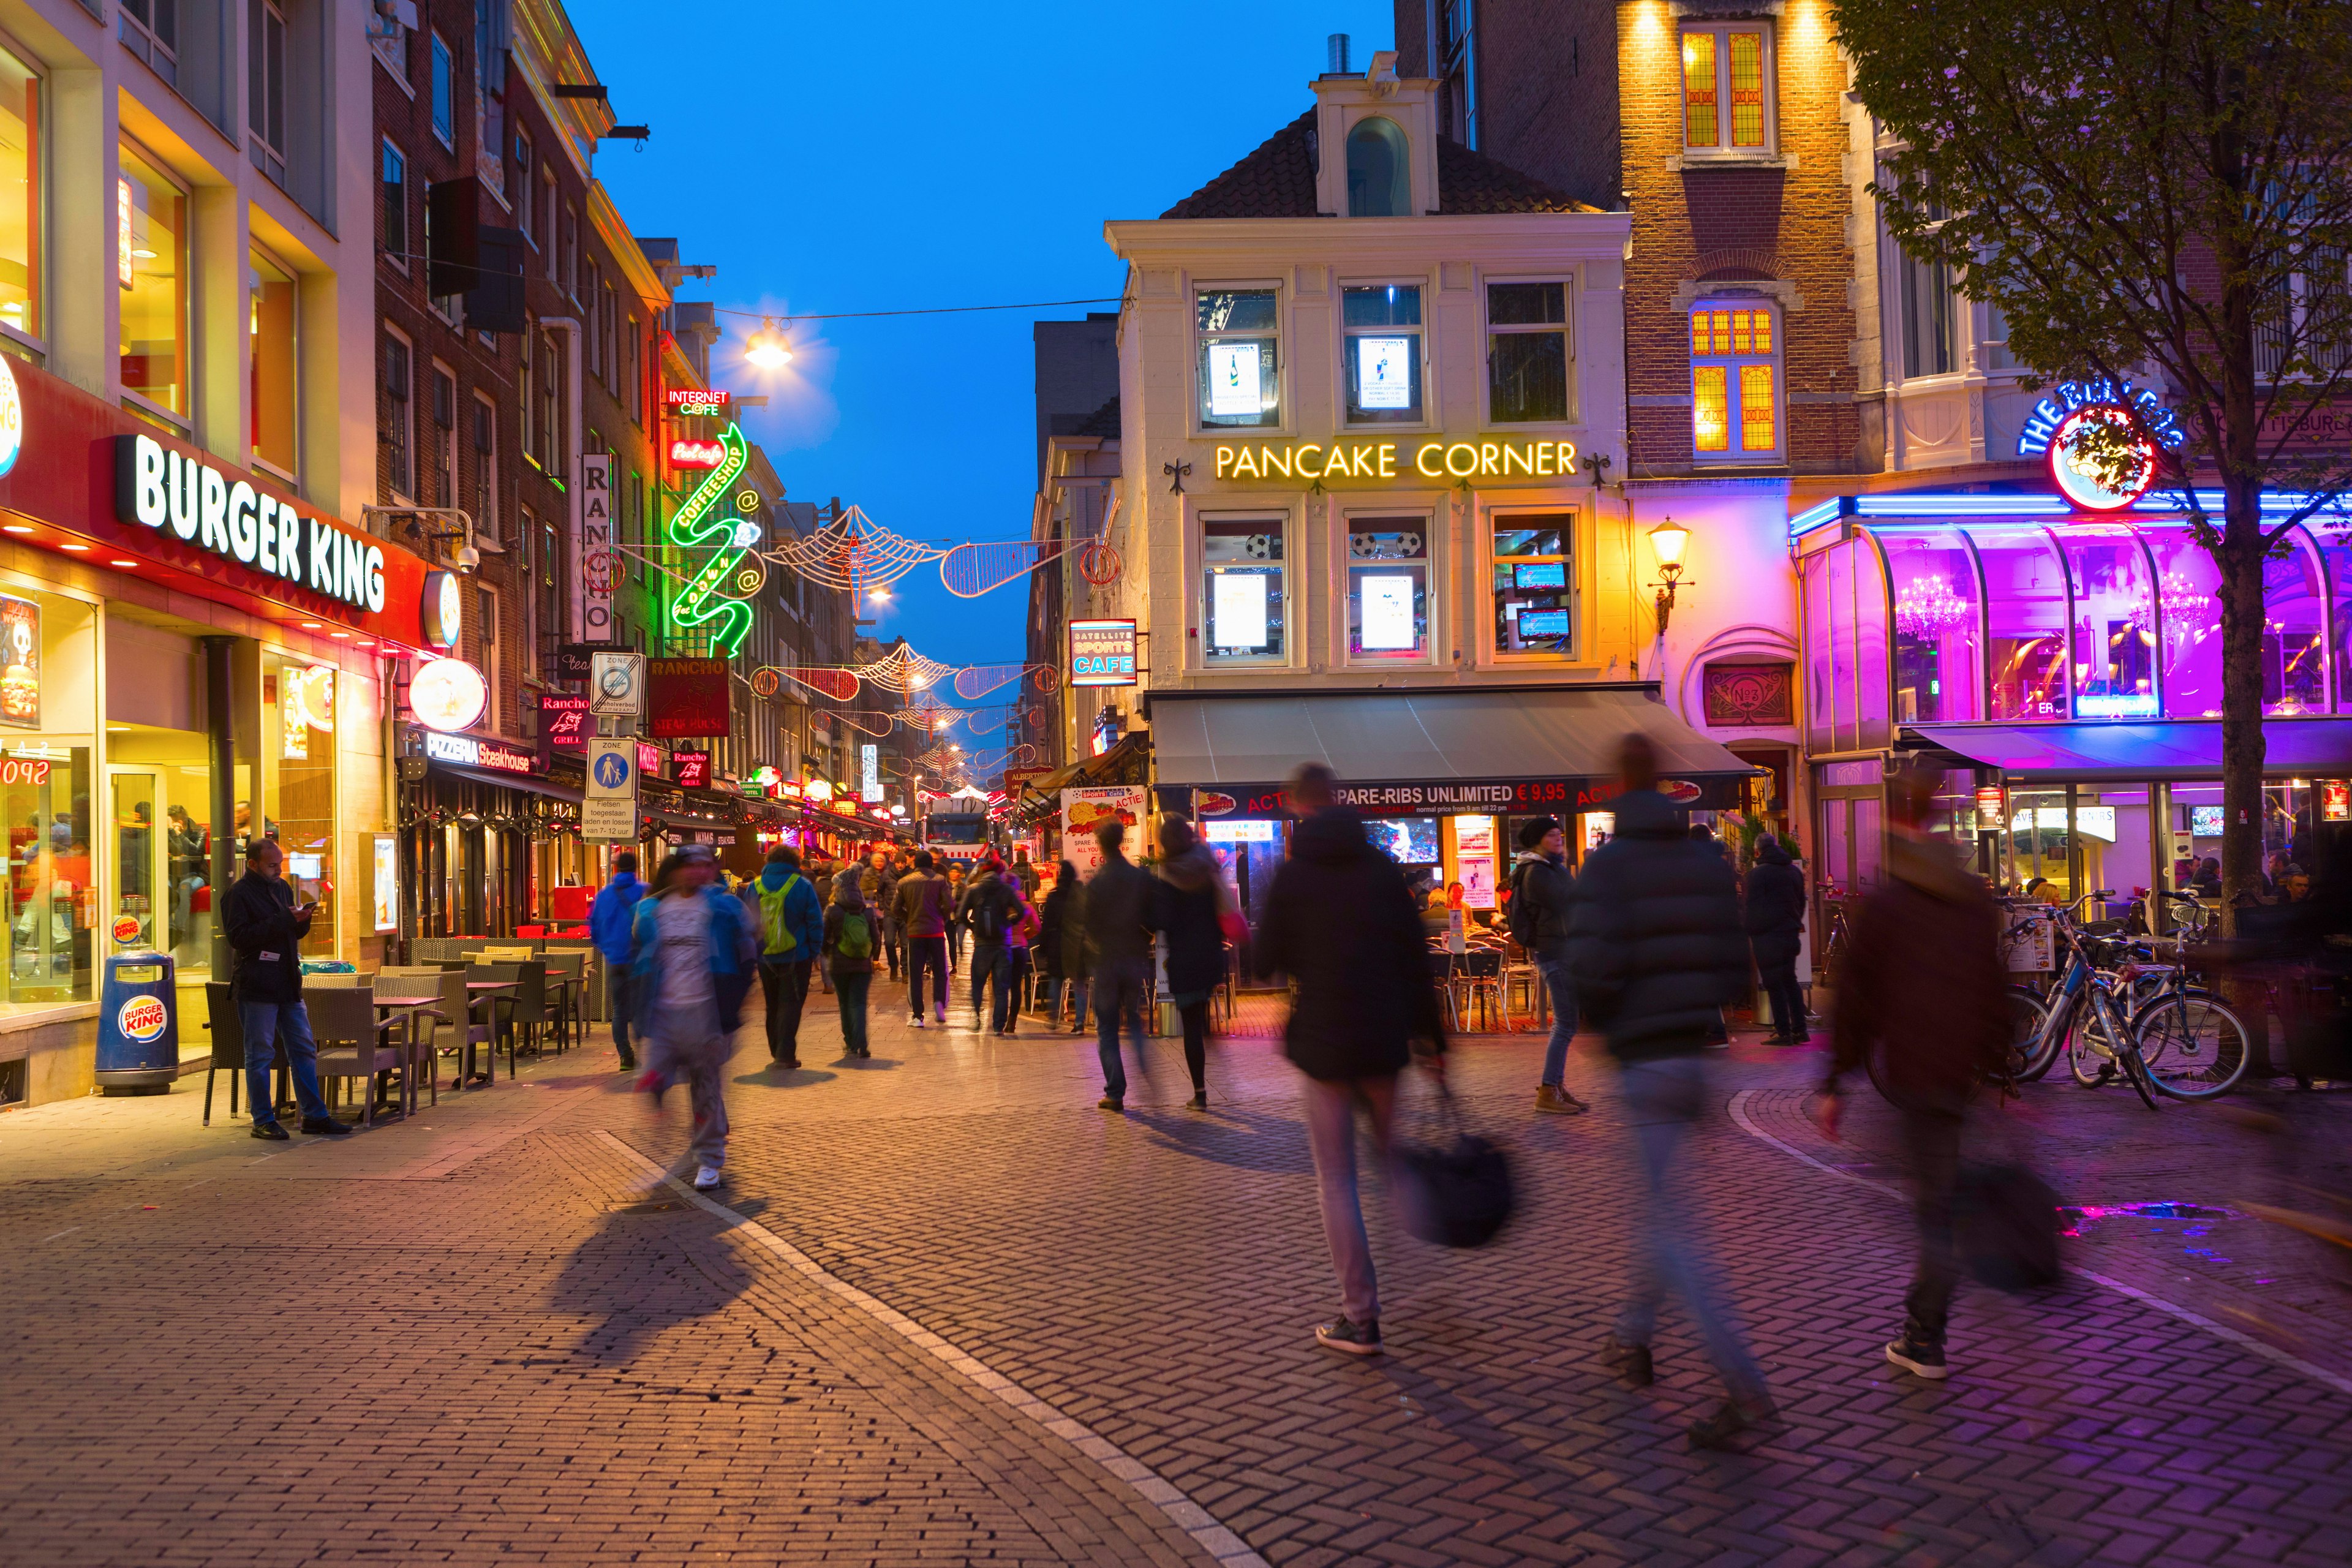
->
<box><xmin>409</xmin><ymin>657</ymin><xmax>488</xmax><ymax>732</ymax></box>
<box><xmin>2016</xmin><ymin>377</ymin><xmax>2185</xmax><ymax>512</ymax></box>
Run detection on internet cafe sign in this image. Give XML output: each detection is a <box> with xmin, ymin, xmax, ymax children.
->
<box><xmin>1212</xmin><ymin>435</ymin><xmax>1580</xmax><ymax>484</ymax></box>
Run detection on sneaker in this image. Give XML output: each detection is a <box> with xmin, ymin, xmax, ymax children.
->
<box><xmin>1097</xmin><ymin>1096</ymin><xmax>1123</xmax><ymax>1112</ymax></box>
<box><xmin>910</xmin><ymin>1016</ymin><xmax>925</xmax><ymax>1030</ymax></box>
<box><xmin>1534</xmin><ymin>1084</ymin><xmax>1588</xmax><ymax>1115</ymax></box>
<box><xmin>1884</xmin><ymin>1331</ymin><xmax>1949</xmax><ymax>1379</ymax></box>
<box><xmin>1688</xmin><ymin>1393</ymin><xmax>1776</xmax><ymax>1450</ymax></box>
<box><xmin>249</xmin><ymin>1121</ymin><xmax>290</xmax><ymax>1141</ymax></box>
<box><xmin>1760</xmin><ymin>1033</ymin><xmax>1795</xmax><ymax>1046</ymax></box>
<box><xmin>692</xmin><ymin>1166</ymin><xmax>723</xmax><ymax>1191</ymax></box>
<box><xmin>1188</xmin><ymin>1090</ymin><xmax>1208</xmax><ymax>1110</ymax></box>
<box><xmin>299</xmin><ymin>1117</ymin><xmax>355</xmax><ymax>1136</ymax></box>
<box><xmin>1600</xmin><ymin>1333</ymin><xmax>1654</xmax><ymax>1388</ymax></box>
<box><xmin>1314</xmin><ymin>1314</ymin><xmax>1383</xmax><ymax>1356</ymax></box>
<box><xmin>935</xmin><ymin>1009</ymin><xmax>949</xmax><ymax>1025</ymax></box>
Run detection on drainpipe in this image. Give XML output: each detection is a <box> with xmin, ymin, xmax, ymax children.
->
<box><xmin>539</xmin><ymin>316</ymin><xmax>585</xmax><ymax>639</ymax></box>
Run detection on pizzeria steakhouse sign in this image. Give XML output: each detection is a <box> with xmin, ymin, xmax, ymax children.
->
<box><xmin>116</xmin><ymin>435</ymin><xmax>386</xmax><ymax>612</ymax></box>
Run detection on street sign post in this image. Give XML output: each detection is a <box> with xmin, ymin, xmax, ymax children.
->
<box><xmin>583</xmin><ymin>738</ymin><xmax>639</xmax><ymax>842</ymax></box>
<box><xmin>589</xmin><ymin>651</ymin><xmax>645</xmax><ymax>718</ymax></box>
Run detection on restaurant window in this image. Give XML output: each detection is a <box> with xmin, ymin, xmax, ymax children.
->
<box><xmin>429</xmin><ymin>32</ymin><xmax>454</xmax><ymax>146</ymax></box>
<box><xmin>263</xmin><ymin>654</ymin><xmax>337</xmax><ymax>958</ymax></box>
<box><xmin>470</xmin><ymin>393</ymin><xmax>497</xmax><ymax>539</ymax></box>
<box><xmin>119</xmin><ymin>144</ymin><xmax>188</xmax><ymax>420</ymax></box>
<box><xmin>1681</xmin><ymin>23</ymin><xmax>1771</xmax><ymax>154</ymax></box>
<box><xmin>2058</xmin><ymin>525</ymin><xmax>2157</xmax><ymax>718</ymax></box>
<box><xmin>1200</xmin><ymin>515</ymin><xmax>1284</xmax><ymax>664</ymax></box>
<box><xmin>0</xmin><ymin>588</ymin><xmax>95</xmax><ymax>1016</ymax></box>
<box><xmin>119</xmin><ymin>0</ymin><xmax>179</xmax><ymax>88</ymax></box>
<box><xmin>1690</xmin><ymin>301</ymin><xmax>1779</xmax><ymax>460</ymax></box>
<box><xmin>2265</xmin><ymin>530</ymin><xmax>2327</xmax><ymax>715</ymax></box>
<box><xmin>382</xmin><ymin>330</ymin><xmax>413</xmax><ymax>499</ymax></box>
<box><xmin>250</xmin><ymin>0</ymin><xmax>288</xmax><ymax>188</ymax></box>
<box><xmin>1344</xmin><ymin>115</ymin><xmax>1409</xmax><ymax>217</ymax></box>
<box><xmin>1196</xmin><ymin>288</ymin><xmax>1279</xmax><ymax>429</ymax></box>
<box><xmin>512</xmin><ymin>130</ymin><xmax>534</xmax><ymax>243</ymax></box>
<box><xmin>1344</xmin><ymin>516</ymin><xmax>1429</xmax><ymax>663</ymax></box>
<box><xmin>1487</xmin><ymin>281</ymin><xmax>1569</xmax><ymax>424</ymax></box>
<box><xmin>1972</xmin><ymin>524</ymin><xmax>2070</xmax><ymax>720</ymax></box>
<box><xmin>1882</xmin><ymin>528</ymin><xmax>1982</xmax><ymax>723</ymax></box>
<box><xmin>1491</xmin><ymin>511</ymin><xmax>1575</xmax><ymax>657</ymax></box>
<box><xmin>430</xmin><ymin>364</ymin><xmax>456</xmax><ymax>508</ymax></box>
<box><xmin>1341</xmin><ymin>284</ymin><xmax>1422</xmax><ymax>424</ymax></box>
<box><xmin>249</xmin><ymin>247</ymin><xmax>298</xmax><ymax>476</ymax></box>
<box><xmin>2326</xmin><ymin>533</ymin><xmax>2352</xmax><ymax>712</ymax></box>
<box><xmin>0</xmin><ymin>50</ymin><xmax>38</xmax><ymax>343</ymax></box>
<box><xmin>380</xmin><ymin>140</ymin><xmax>407</xmax><ymax>268</ymax></box>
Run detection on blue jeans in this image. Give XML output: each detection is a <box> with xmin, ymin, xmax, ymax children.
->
<box><xmin>607</xmin><ymin>965</ymin><xmax>637</xmax><ymax>1060</ymax></box>
<box><xmin>969</xmin><ymin>941</ymin><xmax>1014</xmax><ymax>1031</ymax></box>
<box><xmin>1614</xmin><ymin>1054</ymin><xmax>1766</xmax><ymax>1401</ymax></box>
<box><xmin>1042</xmin><ymin>973</ymin><xmax>1089</xmax><ymax>1025</ymax></box>
<box><xmin>1093</xmin><ymin>957</ymin><xmax>1150</xmax><ymax>1101</ymax></box>
<box><xmin>240</xmin><ymin>998</ymin><xmax>330</xmax><ymax>1127</ymax></box>
<box><xmin>1536</xmin><ymin>954</ymin><xmax>1579</xmax><ymax>1085</ymax></box>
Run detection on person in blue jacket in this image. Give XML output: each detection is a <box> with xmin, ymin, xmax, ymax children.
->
<box><xmin>589</xmin><ymin>851</ymin><xmax>649</xmax><ymax>1071</ymax></box>
<box><xmin>741</xmin><ymin>844</ymin><xmax>825</xmax><ymax>1069</ymax></box>
<box><xmin>631</xmin><ymin>845</ymin><xmax>756</xmax><ymax>1190</ymax></box>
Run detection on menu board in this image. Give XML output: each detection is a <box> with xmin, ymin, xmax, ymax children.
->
<box><xmin>1207</xmin><ymin>342</ymin><xmax>1261</xmax><ymax>417</ymax></box>
<box><xmin>1356</xmin><ymin>337</ymin><xmax>1412</xmax><ymax>409</ymax></box>
<box><xmin>1212</xmin><ymin>573</ymin><xmax>1269</xmax><ymax>650</ymax></box>
<box><xmin>1455</xmin><ymin>815</ymin><xmax>1497</xmax><ymax>910</ymax></box>
<box><xmin>0</xmin><ymin>592</ymin><xmax>38</xmax><ymax>729</ymax></box>
<box><xmin>1359</xmin><ymin>573</ymin><xmax>1416</xmax><ymax>650</ymax></box>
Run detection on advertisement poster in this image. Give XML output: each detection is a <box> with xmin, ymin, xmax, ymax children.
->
<box><xmin>0</xmin><ymin>592</ymin><xmax>39</xmax><ymax>728</ymax></box>
<box><xmin>1356</xmin><ymin>337</ymin><xmax>1412</xmax><ymax>409</ymax></box>
<box><xmin>1211</xmin><ymin>573</ymin><xmax>1268</xmax><ymax>650</ymax></box>
<box><xmin>647</xmin><ymin>658</ymin><xmax>729</xmax><ymax>738</ymax></box>
<box><xmin>861</xmin><ymin>743</ymin><xmax>882</xmax><ymax>803</ymax></box>
<box><xmin>1207</xmin><ymin>342</ymin><xmax>1261</xmax><ymax>417</ymax></box>
<box><xmin>575</xmin><ymin>451</ymin><xmax>614</xmax><ymax>644</ymax></box>
<box><xmin>1068</xmin><ymin>619</ymin><xmax>1138</xmax><ymax>686</ymax></box>
<box><xmin>2325</xmin><ymin>780</ymin><xmax>2350</xmax><ymax>823</ymax></box>
<box><xmin>1454</xmin><ymin>815</ymin><xmax>1498</xmax><ymax>910</ymax></box>
<box><xmin>371</xmin><ymin>832</ymin><xmax>398</xmax><ymax>934</ymax></box>
<box><xmin>1359</xmin><ymin>573</ymin><xmax>1416</xmax><ymax>650</ymax></box>
<box><xmin>1063</xmin><ymin>786</ymin><xmax>1145</xmax><ymax>881</ymax></box>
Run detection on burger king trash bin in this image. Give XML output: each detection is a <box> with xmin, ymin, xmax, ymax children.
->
<box><xmin>96</xmin><ymin>951</ymin><xmax>178</xmax><ymax>1094</ymax></box>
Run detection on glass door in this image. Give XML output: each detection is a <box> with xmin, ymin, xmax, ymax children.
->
<box><xmin>108</xmin><ymin>768</ymin><xmax>163</xmax><ymax>954</ymax></box>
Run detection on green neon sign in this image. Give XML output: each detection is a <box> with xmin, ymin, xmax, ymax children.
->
<box><xmin>665</xmin><ymin>421</ymin><xmax>755</xmax><ymax>656</ymax></box>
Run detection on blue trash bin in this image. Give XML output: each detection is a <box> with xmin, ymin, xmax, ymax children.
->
<box><xmin>96</xmin><ymin>950</ymin><xmax>178</xmax><ymax>1094</ymax></box>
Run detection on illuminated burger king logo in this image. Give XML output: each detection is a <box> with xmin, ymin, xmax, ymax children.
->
<box><xmin>0</xmin><ymin>350</ymin><xmax>21</xmax><ymax>478</ymax></box>
<box><xmin>118</xmin><ymin>993</ymin><xmax>169</xmax><ymax>1044</ymax></box>
<box><xmin>111</xmin><ymin>915</ymin><xmax>142</xmax><ymax>943</ymax></box>
<box><xmin>2016</xmin><ymin>378</ymin><xmax>2186</xmax><ymax>511</ymax></box>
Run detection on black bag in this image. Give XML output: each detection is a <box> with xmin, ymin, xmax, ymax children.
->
<box><xmin>1956</xmin><ymin>1161</ymin><xmax>2062</xmax><ymax>1291</ymax></box>
<box><xmin>716</xmin><ymin>968</ymin><xmax>753</xmax><ymax>1036</ymax></box>
<box><xmin>968</xmin><ymin>883</ymin><xmax>1008</xmax><ymax>942</ymax></box>
<box><xmin>1394</xmin><ymin>1084</ymin><xmax>1517</xmax><ymax>1248</ymax></box>
<box><xmin>1504</xmin><ymin>862</ymin><xmax>1541</xmax><ymax>951</ymax></box>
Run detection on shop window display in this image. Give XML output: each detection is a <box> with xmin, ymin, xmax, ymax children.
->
<box><xmin>1202</xmin><ymin>517</ymin><xmax>1284</xmax><ymax>663</ymax></box>
<box><xmin>264</xmin><ymin>657</ymin><xmax>337</xmax><ymax>956</ymax></box>
<box><xmin>1345</xmin><ymin>519</ymin><xmax>1428</xmax><ymax>662</ymax></box>
<box><xmin>1493</xmin><ymin>513</ymin><xmax>1574</xmax><ymax>656</ymax></box>
<box><xmin>0</xmin><ymin>589</ymin><xmax>92</xmax><ymax>1015</ymax></box>
<box><xmin>2262</xmin><ymin>533</ymin><xmax>2326</xmax><ymax>715</ymax></box>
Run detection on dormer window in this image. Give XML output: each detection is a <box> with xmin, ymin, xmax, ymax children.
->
<box><xmin>1346</xmin><ymin>116</ymin><xmax>1409</xmax><ymax>216</ymax></box>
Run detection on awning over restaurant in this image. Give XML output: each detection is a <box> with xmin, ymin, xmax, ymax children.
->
<box><xmin>1909</xmin><ymin>719</ymin><xmax>2352</xmax><ymax>783</ymax></box>
<box><xmin>1148</xmin><ymin>684</ymin><xmax>1758</xmax><ymax>815</ymax></box>
<box><xmin>1014</xmin><ymin>732</ymin><xmax>1149</xmax><ymax>818</ymax></box>
<box><xmin>426</xmin><ymin>761</ymin><xmax>582</xmax><ymax>802</ymax></box>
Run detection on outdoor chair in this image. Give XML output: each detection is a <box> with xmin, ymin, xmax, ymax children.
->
<box><xmin>1425</xmin><ymin>951</ymin><xmax>1459</xmax><ymax>1033</ymax></box>
<box><xmin>200</xmin><ymin>980</ymin><xmax>244</xmax><ymax>1127</ymax></box>
<box><xmin>1458</xmin><ymin>948</ymin><xmax>1509</xmax><ymax>1033</ymax></box>
<box><xmin>308</xmin><ymin>984</ymin><xmax>409</xmax><ymax>1126</ymax></box>
<box><xmin>540</xmin><ymin>949</ymin><xmax>587</xmax><ymax>1049</ymax></box>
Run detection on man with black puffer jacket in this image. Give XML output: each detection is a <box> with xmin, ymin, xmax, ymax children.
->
<box><xmin>1509</xmin><ymin>816</ymin><xmax>1588</xmax><ymax>1115</ymax></box>
<box><xmin>1570</xmin><ymin>734</ymin><xmax>1772</xmax><ymax>1450</ymax></box>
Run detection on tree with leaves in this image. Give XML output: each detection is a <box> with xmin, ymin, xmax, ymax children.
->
<box><xmin>1834</xmin><ymin>0</ymin><xmax>2352</xmax><ymax>922</ymax></box>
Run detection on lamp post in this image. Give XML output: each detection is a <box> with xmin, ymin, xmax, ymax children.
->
<box><xmin>1647</xmin><ymin>516</ymin><xmax>1691</xmax><ymax>636</ymax></box>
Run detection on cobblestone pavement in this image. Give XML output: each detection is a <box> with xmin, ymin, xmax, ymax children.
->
<box><xmin>2</xmin><ymin>984</ymin><xmax>2349</xmax><ymax>1566</ymax></box>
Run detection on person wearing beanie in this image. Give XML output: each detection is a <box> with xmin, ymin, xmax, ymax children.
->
<box><xmin>1509</xmin><ymin>816</ymin><xmax>1588</xmax><ymax>1114</ymax></box>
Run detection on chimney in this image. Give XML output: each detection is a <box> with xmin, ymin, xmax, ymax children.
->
<box><xmin>1326</xmin><ymin>33</ymin><xmax>1351</xmax><ymax>75</ymax></box>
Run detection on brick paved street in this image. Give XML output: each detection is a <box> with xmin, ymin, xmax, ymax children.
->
<box><xmin>3</xmin><ymin>989</ymin><xmax>2350</xmax><ymax>1566</ymax></box>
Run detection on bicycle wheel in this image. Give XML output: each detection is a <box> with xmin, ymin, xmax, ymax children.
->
<box><xmin>2012</xmin><ymin>989</ymin><xmax>2062</xmax><ymax>1081</ymax></box>
<box><xmin>2096</xmin><ymin>995</ymin><xmax>2162</xmax><ymax>1109</ymax></box>
<box><xmin>2068</xmin><ymin>1008</ymin><xmax>2117</xmax><ymax>1088</ymax></box>
<box><xmin>2133</xmin><ymin>992</ymin><xmax>2251</xmax><ymax>1101</ymax></box>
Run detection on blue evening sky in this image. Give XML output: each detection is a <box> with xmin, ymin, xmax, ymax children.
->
<box><xmin>570</xmin><ymin>0</ymin><xmax>1395</xmax><ymax>672</ymax></box>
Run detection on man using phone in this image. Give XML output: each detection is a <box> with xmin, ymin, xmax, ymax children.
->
<box><xmin>221</xmin><ymin>839</ymin><xmax>349</xmax><ymax>1140</ymax></box>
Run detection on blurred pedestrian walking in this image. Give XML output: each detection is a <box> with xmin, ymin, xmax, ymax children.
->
<box><xmin>589</xmin><ymin>850</ymin><xmax>648</xmax><ymax>1071</ymax></box>
<box><xmin>1258</xmin><ymin>764</ymin><xmax>1446</xmax><ymax>1355</ymax></box>
<box><xmin>1745</xmin><ymin>837</ymin><xmax>1809</xmax><ymax>1045</ymax></box>
<box><xmin>1571</xmin><ymin>736</ymin><xmax>1772</xmax><ymax>1448</ymax></box>
<box><xmin>956</xmin><ymin>856</ymin><xmax>1020</xmax><ymax>1035</ymax></box>
<box><xmin>1814</xmin><ymin>766</ymin><xmax>2008</xmax><ymax>1381</ymax></box>
<box><xmin>1084</xmin><ymin>818</ymin><xmax>1155</xmax><ymax>1110</ymax></box>
<box><xmin>632</xmin><ymin>846</ymin><xmax>757</xmax><ymax>1191</ymax></box>
<box><xmin>859</xmin><ymin>851</ymin><xmax>902</xmax><ymax>982</ymax></box>
<box><xmin>744</xmin><ymin>844</ymin><xmax>823</xmax><ymax>1069</ymax></box>
<box><xmin>1002</xmin><ymin>879</ymin><xmax>1041</xmax><ymax>1036</ymax></box>
<box><xmin>1152</xmin><ymin>815</ymin><xmax>1232</xmax><ymax>1109</ymax></box>
<box><xmin>945</xmin><ymin>862</ymin><xmax>969</xmax><ymax>973</ymax></box>
<box><xmin>894</xmin><ymin>849</ymin><xmax>951</xmax><ymax>1027</ymax></box>
<box><xmin>1508</xmin><ymin>816</ymin><xmax>1588</xmax><ymax>1115</ymax></box>
<box><xmin>825</xmin><ymin>868</ymin><xmax>878</xmax><ymax>1058</ymax></box>
<box><xmin>1038</xmin><ymin>859</ymin><xmax>1091</xmax><ymax>1033</ymax></box>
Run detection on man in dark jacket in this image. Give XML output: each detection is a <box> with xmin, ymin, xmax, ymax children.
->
<box><xmin>1744</xmin><ymin>838</ymin><xmax>1809</xmax><ymax>1045</ymax></box>
<box><xmin>1817</xmin><ymin>768</ymin><xmax>2009</xmax><ymax>1382</ymax></box>
<box><xmin>1082</xmin><ymin>818</ymin><xmax>1155</xmax><ymax>1109</ymax></box>
<box><xmin>1257</xmin><ymin>764</ymin><xmax>1446</xmax><ymax>1358</ymax></box>
<box><xmin>1510</xmin><ymin>816</ymin><xmax>1588</xmax><ymax>1114</ymax></box>
<box><xmin>956</xmin><ymin>858</ymin><xmax>1020</xmax><ymax>1034</ymax></box>
<box><xmin>589</xmin><ymin>852</ymin><xmax>647</xmax><ymax>1069</ymax></box>
<box><xmin>742</xmin><ymin>845</ymin><xmax>824</xmax><ymax>1068</ymax></box>
<box><xmin>221</xmin><ymin>839</ymin><xmax>347</xmax><ymax>1139</ymax></box>
<box><xmin>1569</xmin><ymin>736</ymin><xmax>1768</xmax><ymax>1448</ymax></box>
<box><xmin>893</xmin><ymin>850</ymin><xmax>952</xmax><ymax>1027</ymax></box>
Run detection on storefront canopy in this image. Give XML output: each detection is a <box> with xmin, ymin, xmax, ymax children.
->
<box><xmin>1910</xmin><ymin>719</ymin><xmax>2352</xmax><ymax>783</ymax></box>
<box><xmin>1148</xmin><ymin>685</ymin><xmax>1758</xmax><ymax>816</ymax></box>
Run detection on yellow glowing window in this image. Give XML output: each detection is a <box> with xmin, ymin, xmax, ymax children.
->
<box><xmin>1682</xmin><ymin>33</ymin><xmax>1717</xmax><ymax>148</ymax></box>
<box><xmin>1728</xmin><ymin>32</ymin><xmax>1765</xmax><ymax>148</ymax></box>
<box><xmin>1739</xmin><ymin>364</ymin><xmax>1776</xmax><ymax>450</ymax></box>
<box><xmin>1694</xmin><ymin>366</ymin><xmax>1730</xmax><ymax>453</ymax></box>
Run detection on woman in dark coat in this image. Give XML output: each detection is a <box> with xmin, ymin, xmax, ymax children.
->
<box><xmin>1150</xmin><ymin>816</ymin><xmax>1230</xmax><ymax>1109</ymax></box>
<box><xmin>1744</xmin><ymin>837</ymin><xmax>1809</xmax><ymax>1044</ymax></box>
<box><xmin>1037</xmin><ymin>860</ymin><xmax>1091</xmax><ymax>1031</ymax></box>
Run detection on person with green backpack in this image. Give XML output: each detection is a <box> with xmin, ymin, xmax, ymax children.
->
<box><xmin>824</xmin><ymin>869</ymin><xmax>878</xmax><ymax>1058</ymax></box>
<box><xmin>741</xmin><ymin>844</ymin><xmax>824</xmax><ymax>1068</ymax></box>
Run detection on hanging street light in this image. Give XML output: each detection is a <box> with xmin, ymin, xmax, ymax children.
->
<box><xmin>745</xmin><ymin>317</ymin><xmax>793</xmax><ymax>368</ymax></box>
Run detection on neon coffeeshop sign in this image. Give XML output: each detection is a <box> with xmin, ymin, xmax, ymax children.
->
<box><xmin>116</xmin><ymin>435</ymin><xmax>386</xmax><ymax>612</ymax></box>
<box><xmin>1214</xmin><ymin>437</ymin><xmax>1580</xmax><ymax>483</ymax></box>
